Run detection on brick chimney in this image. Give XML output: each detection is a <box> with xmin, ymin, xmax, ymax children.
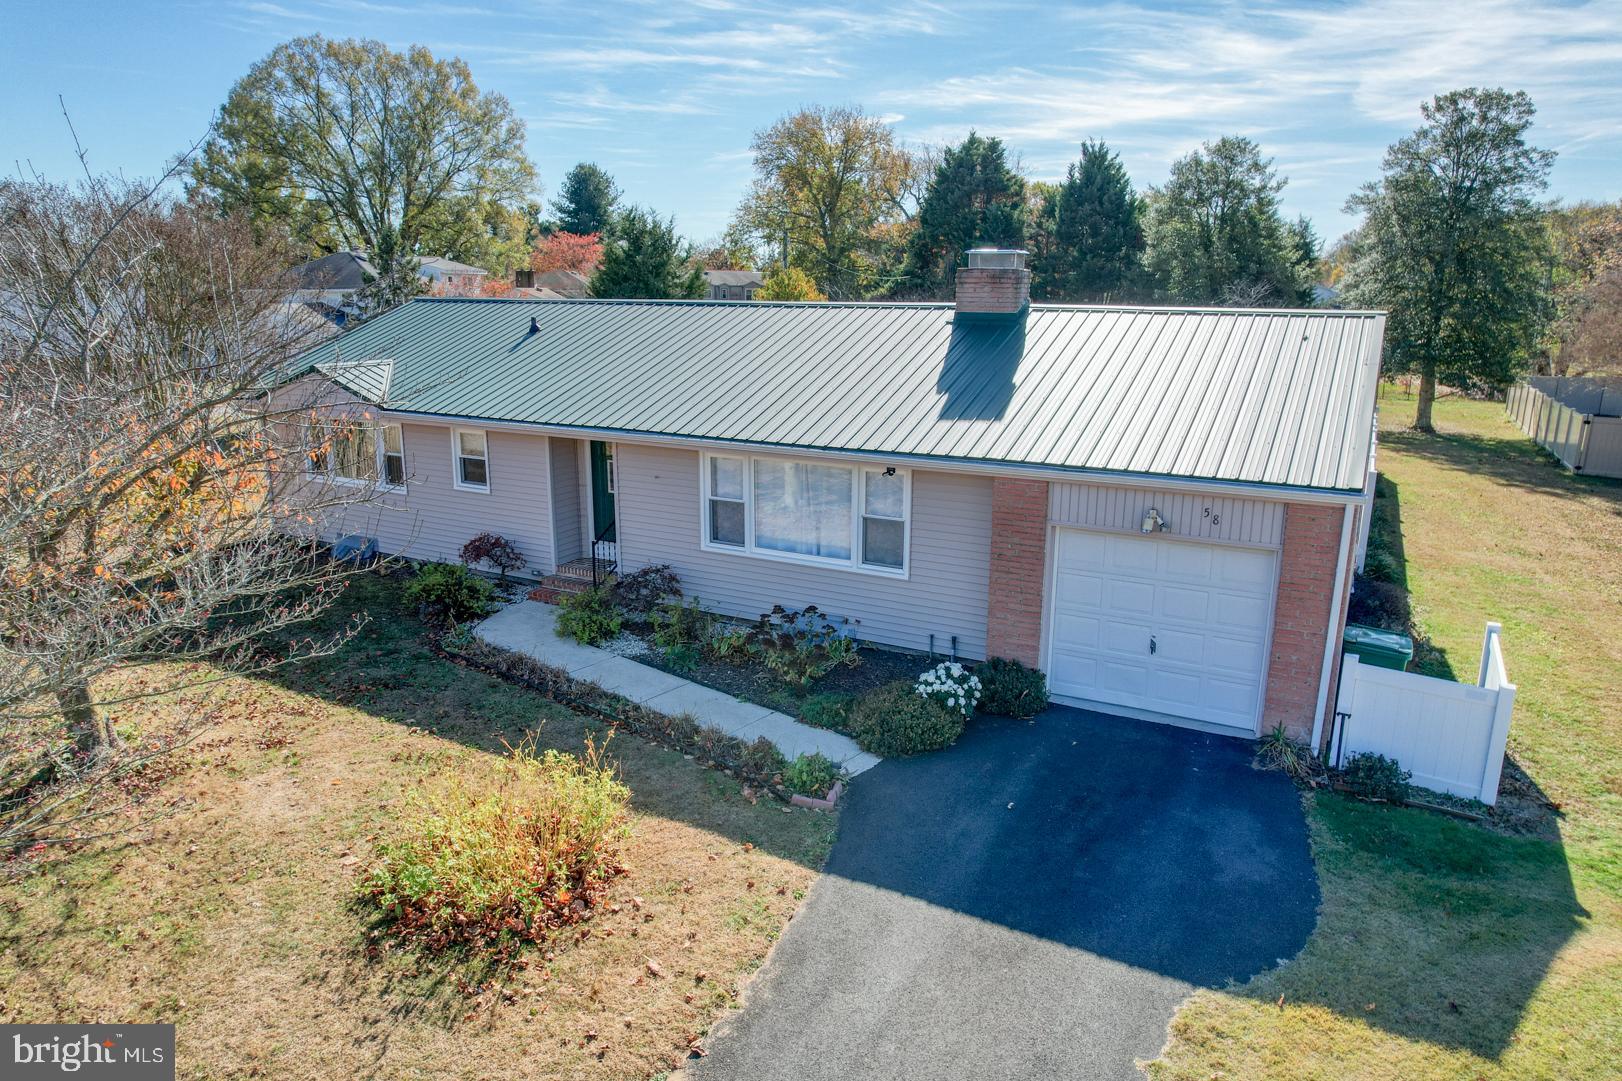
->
<box><xmin>955</xmin><ymin>248</ymin><xmax>1030</xmax><ymax>318</ymax></box>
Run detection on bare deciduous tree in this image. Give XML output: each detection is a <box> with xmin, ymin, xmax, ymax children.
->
<box><xmin>1</xmin><ymin>162</ymin><xmax>389</xmax><ymax>860</ymax></box>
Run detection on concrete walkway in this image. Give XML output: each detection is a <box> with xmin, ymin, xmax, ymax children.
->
<box><xmin>475</xmin><ymin>601</ymin><xmax>880</xmax><ymax>776</ymax></box>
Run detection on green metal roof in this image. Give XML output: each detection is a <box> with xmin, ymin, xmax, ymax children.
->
<box><xmin>291</xmin><ymin>297</ymin><xmax>1385</xmax><ymax>493</ymax></box>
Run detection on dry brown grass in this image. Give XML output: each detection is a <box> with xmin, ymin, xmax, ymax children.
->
<box><xmin>0</xmin><ymin>577</ymin><xmax>834</xmax><ymax>1080</ymax></box>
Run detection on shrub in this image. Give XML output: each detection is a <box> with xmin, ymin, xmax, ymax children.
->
<box><xmin>360</xmin><ymin>739</ymin><xmax>630</xmax><ymax>955</ymax></box>
<box><xmin>555</xmin><ymin>585</ymin><xmax>623</xmax><ymax>645</ymax></box>
<box><xmin>610</xmin><ymin>564</ymin><xmax>681</xmax><ymax>618</ymax></box>
<box><xmin>1340</xmin><ymin>752</ymin><xmax>1412</xmax><ymax>803</ymax></box>
<box><xmin>974</xmin><ymin>657</ymin><xmax>1049</xmax><ymax>718</ymax></box>
<box><xmin>405</xmin><ymin>562</ymin><xmax>496</xmax><ymax>625</ymax></box>
<box><xmin>662</xmin><ymin>642</ymin><xmax>699</xmax><ymax>674</ymax></box>
<box><xmin>739</xmin><ymin>736</ymin><xmax>787</xmax><ymax>779</ymax></box>
<box><xmin>798</xmin><ymin>693</ymin><xmax>854</xmax><ymax>732</ymax></box>
<box><xmin>708</xmin><ymin>624</ymin><xmax>752</xmax><ymax>662</ymax></box>
<box><xmin>1256</xmin><ymin>724</ymin><xmax>1319</xmax><ymax>783</ymax></box>
<box><xmin>1348</xmin><ymin>576</ymin><xmax>1412</xmax><ymax>633</ymax></box>
<box><xmin>847</xmin><ymin>681</ymin><xmax>964</xmax><ymax>756</ymax></box>
<box><xmin>745</xmin><ymin>605</ymin><xmax>861</xmax><ymax>688</ymax></box>
<box><xmin>784</xmin><ymin>752</ymin><xmax>840</xmax><ymax>798</ymax></box>
<box><xmin>651</xmin><ymin>596</ymin><xmax>714</xmax><ymax>649</ymax></box>
<box><xmin>1361</xmin><ymin>548</ymin><xmax>1402</xmax><ymax>585</ymax></box>
<box><xmin>459</xmin><ymin>532</ymin><xmax>527</xmax><ymax>581</ymax></box>
<box><xmin>915</xmin><ymin>661</ymin><xmax>981</xmax><ymax>718</ymax></box>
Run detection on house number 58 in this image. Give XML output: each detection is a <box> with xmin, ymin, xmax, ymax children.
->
<box><xmin>1203</xmin><ymin>506</ymin><xmax>1221</xmax><ymax>527</ymax></box>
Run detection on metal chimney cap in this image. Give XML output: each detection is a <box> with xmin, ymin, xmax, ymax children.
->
<box><xmin>966</xmin><ymin>248</ymin><xmax>1029</xmax><ymax>270</ymax></box>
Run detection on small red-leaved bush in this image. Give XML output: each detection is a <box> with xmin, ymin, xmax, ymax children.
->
<box><xmin>360</xmin><ymin>737</ymin><xmax>630</xmax><ymax>957</ymax></box>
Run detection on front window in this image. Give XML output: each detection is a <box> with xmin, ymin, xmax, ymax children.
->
<box><xmin>702</xmin><ymin>452</ymin><xmax>909</xmax><ymax>575</ymax></box>
<box><xmin>454</xmin><ymin>429</ymin><xmax>489</xmax><ymax>491</ymax></box>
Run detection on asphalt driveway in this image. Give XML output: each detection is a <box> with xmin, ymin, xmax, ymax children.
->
<box><xmin>685</xmin><ymin>706</ymin><xmax>1319</xmax><ymax>1081</ymax></box>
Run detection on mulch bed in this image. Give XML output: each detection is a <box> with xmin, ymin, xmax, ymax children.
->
<box><xmin>626</xmin><ymin>626</ymin><xmax>940</xmax><ymax>719</ymax></box>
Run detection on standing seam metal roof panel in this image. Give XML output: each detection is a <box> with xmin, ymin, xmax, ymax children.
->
<box><xmin>291</xmin><ymin>297</ymin><xmax>1385</xmax><ymax>492</ymax></box>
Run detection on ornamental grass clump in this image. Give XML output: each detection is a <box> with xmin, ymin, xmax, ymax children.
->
<box><xmin>914</xmin><ymin>661</ymin><xmax>981</xmax><ymax>718</ymax></box>
<box><xmin>360</xmin><ymin>738</ymin><xmax>631</xmax><ymax>957</ymax></box>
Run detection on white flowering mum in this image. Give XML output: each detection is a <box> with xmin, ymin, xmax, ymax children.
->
<box><xmin>914</xmin><ymin>661</ymin><xmax>982</xmax><ymax>718</ymax></box>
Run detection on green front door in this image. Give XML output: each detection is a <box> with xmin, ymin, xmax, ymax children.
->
<box><xmin>589</xmin><ymin>441</ymin><xmax>616</xmax><ymax>543</ymax></box>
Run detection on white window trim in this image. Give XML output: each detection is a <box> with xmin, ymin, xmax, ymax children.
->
<box><xmin>699</xmin><ymin>450</ymin><xmax>911</xmax><ymax>579</ymax></box>
<box><xmin>308</xmin><ymin>418</ymin><xmax>407</xmax><ymax>493</ymax></box>
<box><xmin>452</xmin><ymin>427</ymin><xmax>491</xmax><ymax>493</ymax></box>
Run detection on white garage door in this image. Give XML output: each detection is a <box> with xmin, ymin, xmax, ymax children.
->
<box><xmin>1046</xmin><ymin>528</ymin><xmax>1277</xmax><ymax>732</ymax></box>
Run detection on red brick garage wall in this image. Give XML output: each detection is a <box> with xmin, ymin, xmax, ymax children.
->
<box><xmin>1263</xmin><ymin>503</ymin><xmax>1351</xmax><ymax>744</ymax></box>
<box><xmin>985</xmin><ymin>477</ymin><xmax>1049</xmax><ymax>665</ymax></box>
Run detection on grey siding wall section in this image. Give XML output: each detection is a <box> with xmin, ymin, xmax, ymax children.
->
<box><xmin>615</xmin><ymin>443</ymin><xmax>993</xmax><ymax>658</ymax></box>
<box><xmin>1049</xmin><ymin>481</ymin><xmax>1283</xmax><ymax>549</ymax></box>
<box><xmin>332</xmin><ymin>422</ymin><xmax>554</xmax><ymax>576</ymax></box>
<box><xmin>549</xmin><ymin>437</ymin><xmax>584</xmax><ymax>563</ymax></box>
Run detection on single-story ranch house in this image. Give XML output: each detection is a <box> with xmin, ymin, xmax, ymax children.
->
<box><xmin>284</xmin><ymin>249</ymin><xmax>1383</xmax><ymax>751</ymax></box>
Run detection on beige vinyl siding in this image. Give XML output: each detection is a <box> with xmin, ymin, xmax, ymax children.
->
<box><xmin>549</xmin><ymin>437</ymin><xmax>584</xmax><ymax>563</ymax></box>
<box><xmin>1049</xmin><ymin>481</ymin><xmax>1284</xmax><ymax>549</ymax></box>
<box><xmin>615</xmin><ymin>443</ymin><xmax>992</xmax><ymax>658</ymax></box>
<box><xmin>330</xmin><ymin>422</ymin><xmax>554</xmax><ymax>576</ymax></box>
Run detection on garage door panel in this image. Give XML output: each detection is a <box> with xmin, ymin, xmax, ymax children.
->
<box><xmin>1157</xmin><ymin>585</ymin><xmax>1211</xmax><ymax>623</ymax></box>
<box><xmin>1098</xmin><ymin>659</ymin><xmax>1150</xmax><ymax>698</ymax></box>
<box><xmin>1055</xmin><ymin>570</ymin><xmax>1104</xmax><ymax>608</ymax></box>
<box><xmin>1108</xmin><ymin>536</ymin><xmax>1160</xmax><ymax>574</ymax></box>
<box><xmin>1151</xmin><ymin>668</ymin><xmax>1205</xmax><ymax>710</ymax></box>
<box><xmin>1204</xmin><ymin>675</ymin><xmax>1262</xmax><ymax>720</ymax></box>
<box><xmin>1152</xmin><ymin>628</ymin><xmax>1205</xmax><ymax>666</ymax></box>
<box><xmin>1204</xmin><ymin>635</ymin><xmax>1264</xmax><ymax>674</ymax></box>
<box><xmin>1058</xmin><ymin>529</ymin><xmax>1108</xmax><ymax>568</ymax></box>
<box><xmin>1053</xmin><ymin>612</ymin><xmax>1101</xmax><ymax>650</ymax></box>
<box><xmin>1108</xmin><ymin>578</ymin><xmax>1155</xmax><ymax>614</ymax></box>
<box><xmin>1213</xmin><ymin>547</ymin><xmax>1275</xmax><ymax>588</ymax></box>
<box><xmin>1161</xmin><ymin>542</ymin><xmax>1214</xmax><ymax>581</ymax></box>
<box><xmin>1209</xmin><ymin>592</ymin><xmax>1270</xmax><ymax>632</ymax></box>
<box><xmin>1047</xmin><ymin>527</ymin><xmax>1277</xmax><ymax>732</ymax></box>
<box><xmin>1100</xmin><ymin>619</ymin><xmax>1151</xmax><ymax>655</ymax></box>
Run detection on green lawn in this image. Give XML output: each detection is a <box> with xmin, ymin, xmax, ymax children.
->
<box><xmin>1148</xmin><ymin>392</ymin><xmax>1622</xmax><ymax>1080</ymax></box>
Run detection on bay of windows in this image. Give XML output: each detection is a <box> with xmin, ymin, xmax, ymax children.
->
<box><xmin>311</xmin><ymin>418</ymin><xmax>404</xmax><ymax>489</ymax></box>
<box><xmin>703</xmin><ymin>452</ymin><xmax>909</xmax><ymax>575</ymax></box>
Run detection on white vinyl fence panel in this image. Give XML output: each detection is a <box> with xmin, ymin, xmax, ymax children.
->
<box><xmin>1507</xmin><ymin>381</ymin><xmax>1622</xmax><ymax>478</ymax></box>
<box><xmin>1332</xmin><ymin>623</ymin><xmax>1516</xmax><ymax>804</ymax></box>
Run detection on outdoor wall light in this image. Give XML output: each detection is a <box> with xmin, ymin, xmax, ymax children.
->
<box><xmin>882</xmin><ymin>466</ymin><xmax>896</xmax><ymax>476</ymax></box>
<box><xmin>1140</xmin><ymin>507</ymin><xmax>1167</xmax><ymax>534</ymax></box>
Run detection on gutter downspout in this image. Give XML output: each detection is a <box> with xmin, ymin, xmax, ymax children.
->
<box><xmin>1310</xmin><ymin>503</ymin><xmax>1357</xmax><ymax>754</ymax></box>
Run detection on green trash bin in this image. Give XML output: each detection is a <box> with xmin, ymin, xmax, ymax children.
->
<box><xmin>1342</xmin><ymin>622</ymin><xmax>1414</xmax><ymax>671</ymax></box>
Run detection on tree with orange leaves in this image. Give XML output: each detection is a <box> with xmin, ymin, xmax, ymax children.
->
<box><xmin>1</xmin><ymin>166</ymin><xmax>383</xmax><ymax>858</ymax></box>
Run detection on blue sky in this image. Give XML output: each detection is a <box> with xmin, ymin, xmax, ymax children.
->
<box><xmin>4</xmin><ymin>0</ymin><xmax>1620</xmax><ymax>247</ymax></box>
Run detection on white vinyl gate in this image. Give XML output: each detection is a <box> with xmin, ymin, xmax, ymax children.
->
<box><xmin>1331</xmin><ymin>623</ymin><xmax>1516</xmax><ymax>804</ymax></box>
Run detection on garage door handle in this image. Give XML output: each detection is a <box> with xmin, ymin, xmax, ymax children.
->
<box><xmin>1149</xmin><ymin>635</ymin><xmax>1157</xmax><ymax>655</ymax></box>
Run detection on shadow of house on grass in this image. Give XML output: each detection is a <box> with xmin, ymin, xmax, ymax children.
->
<box><xmin>254</xmin><ymin>575</ymin><xmax>832</xmax><ymax>875</ymax></box>
<box><xmin>824</xmin><ymin>708</ymin><xmax>1585</xmax><ymax>1061</ymax></box>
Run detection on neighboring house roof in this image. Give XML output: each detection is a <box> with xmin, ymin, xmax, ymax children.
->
<box><xmin>418</xmin><ymin>256</ymin><xmax>489</xmax><ymax>277</ymax></box>
<box><xmin>292</xmin><ymin>250</ymin><xmax>377</xmax><ymax>292</ymax></box>
<box><xmin>1312</xmin><ymin>283</ymin><xmax>1341</xmax><ymax>307</ymax></box>
<box><xmin>704</xmin><ymin>269</ymin><xmax>764</xmax><ymax>287</ymax></box>
<box><xmin>291</xmin><ymin>251</ymin><xmax>489</xmax><ymax>292</ymax></box>
<box><xmin>532</xmin><ymin>270</ymin><xmax>592</xmax><ymax>298</ymax></box>
<box><xmin>291</xmin><ymin>297</ymin><xmax>1383</xmax><ymax>494</ymax></box>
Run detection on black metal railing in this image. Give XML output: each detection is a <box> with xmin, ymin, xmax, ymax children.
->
<box><xmin>590</xmin><ymin>522</ymin><xmax>618</xmax><ymax>589</ymax></box>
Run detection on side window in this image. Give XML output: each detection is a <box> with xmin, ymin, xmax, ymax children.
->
<box><xmin>454</xmin><ymin>429</ymin><xmax>489</xmax><ymax>491</ymax></box>
<box><xmin>381</xmin><ymin>424</ymin><xmax>405</xmax><ymax>487</ymax></box>
<box><xmin>707</xmin><ymin>455</ymin><xmax>745</xmax><ymax>547</ymax></box>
